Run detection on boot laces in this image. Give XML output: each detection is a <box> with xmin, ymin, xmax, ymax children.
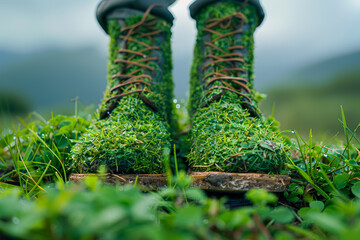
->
<box><xmin>200</xmin><ymin>1</ymin><xmax>259</xmax><ymax>117</ymax></box>
<box><xmin>100</xmin><ymin>4</ymin><xmax>163</xmax><ymax>119</ymax></box>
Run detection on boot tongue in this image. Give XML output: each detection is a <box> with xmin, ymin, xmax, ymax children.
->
<box><xmin>200</xmin><ymin>12</ymin><xmax>258</xmax><ymax>116</ymax></box>
<box><xmin>100</xmin><ymin>10</ymin><xmax>163</xmax><ymax>119</ymax></box>
<box><xmin>198</xmin><ymin>3</ymin><xmax>259</xmax><ymax>117</ymax></box>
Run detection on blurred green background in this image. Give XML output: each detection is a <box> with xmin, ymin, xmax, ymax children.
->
<box><xmin>1</xmin><ymin>0</ymin><xmax>359</xmax><ymax>141</ymax></box>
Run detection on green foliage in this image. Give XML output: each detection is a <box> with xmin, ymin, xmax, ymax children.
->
<box><xmin>246</xmin><ymin>188</ymin><xmax>278</xmax><ymax>205</ymax></box>
<box><xmin>0</xmin><ymin>175</ymin><xmax>320</xmax><ymax>240</ymax></box>
<box><xmin>352</xmin><ymin>182</ymin><xmax>360</xmax><ymax>198</ymax></box>
<box><xmin>0</xmin><ymin>182</ymin><xmax>165</xmax><ymax>240</ymax></box>
<box><xmin>0</xmin><ymin>109</ymin><xmax>91</xmax><ymax>196</ymax></box>
<box><xmin>0</xmin><ymin>106</ymin><xmax>359</xmax><ymax>239</ymax></box>
<box><xmin>284</xmin><ymin>109</ymin><xmax>360</xmax><ymax>205</ymax></box>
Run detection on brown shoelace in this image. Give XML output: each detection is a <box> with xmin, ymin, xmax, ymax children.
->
<box><xmin>200</xmin><ymin>1</ymin><xmax>259</xmax><ymax>118</ymax></box>
<box><xmin>100</xmin><ymin>4</ymin><xmax>162</xmax><ymax>119</ymax></box>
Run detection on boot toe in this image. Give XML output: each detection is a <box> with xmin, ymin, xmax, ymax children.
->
<box><xmin>72</xmin><ymin>99</ymin><xmax>171</xmax><ymax>174</ymax></box>
<box><xmin>188</xmin><ymin>101</ymin><xmax>287</xmax><ymax>174</ymax></box>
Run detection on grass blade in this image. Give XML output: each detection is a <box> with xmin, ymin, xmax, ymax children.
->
<box><xmin>340</xmin><ymin>106</ymin><xmax>351</xmax><ymax>158</ymax></box>
<box><xmin>16</xmin><ymin>140</ymin><xmax>45</xmax><ymax>192</ymax></box>
<box><xmin>27</xmin><ymin>160</ymin><xmax>52</xmax><ymax>196</ymax></box>
<box><xmin>286</xmin><ymin>154</ymin><xmax>330</xmax><ymax>200</ymax></box>
<box><xmin>19</xmin><ymin>118</ymin><xmax>67</xmax><ymax>182</ymax></box>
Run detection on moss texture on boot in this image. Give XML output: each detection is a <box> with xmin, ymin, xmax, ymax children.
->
<box><xmin>187</xmin><ymin>1</ymin><xmax>287</xmax><ymax>174</ymax></box>
<box><xmin>72</xmin><ymin>12</ymin><xmax>174</xmax><ymax>174</ymax></box>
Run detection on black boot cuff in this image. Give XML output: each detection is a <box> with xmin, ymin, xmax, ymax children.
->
<box><xmin>97</xmin><ymin>0</ymin><xmax>175</xmax><ymax>34</ymax></box>
<box><xmin>189</xmin><ymin>0</ymin><xmax>265</xmax><ymax>26</ymax></box>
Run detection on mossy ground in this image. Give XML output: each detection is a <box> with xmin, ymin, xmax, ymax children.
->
<box><xmin>72</xmin><ymin>14</ymin><xmax>174</xmax><ymax>174</ymax></box>
<box><xmin>187</xmin><ymin>1</ymin><xmax>288</xmax><ymax>173</ymax></box>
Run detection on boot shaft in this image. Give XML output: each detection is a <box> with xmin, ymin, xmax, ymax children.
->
<box><xmin>189</xmin><ymin>0</ymin><xmax>262</xmax><ymax>118</ymax></box>
<box><xmin>97</xmin><ymin>3</ymin><xmax>175</xmax><ymax>131</ymax></box>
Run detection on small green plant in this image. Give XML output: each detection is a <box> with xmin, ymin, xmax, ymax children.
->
<box><xmin>0</xmin><ymin>110</ymin><xmax>91</xmax><ymax>196</ymax></box>
<box><xmin>284</xmin><ymin>107</ymin><xmax>360</xmax><ymax>206</ymax></box>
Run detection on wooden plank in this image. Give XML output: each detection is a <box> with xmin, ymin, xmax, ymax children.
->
<box><xmin>70</xmin><ymin>173</ymin><xmax>168</xmax><ymax>191</ymax></box>
<box><xmin>70</xmin><ymin>172</ymin><xmax>290</xmax><ymax>192</ymax></box>
<box><xmin>190</xmin><ymin>172</ymin><xmax>291</xmax><ymax>193</ymax></box>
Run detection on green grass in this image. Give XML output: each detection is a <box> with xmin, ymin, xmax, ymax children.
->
<box><xmin>0</xmin><ymin>107</ymin><xmax>92</xmax><ymax>197</ymax></box>
<box><xmin>1</xmin><ymin>99</ymin><xmax>360</xmax><ymax>239</ymax></box>
<box><xmin>261</xmin><ymin>70</ymin><xmax>360</xmax><ymax>140</ymax></box>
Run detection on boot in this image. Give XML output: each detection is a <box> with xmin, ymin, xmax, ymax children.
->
<box><xmin>71</xmin><ymin>0</ymin><xmax>175</xmax><ymax>174</ymax></box>
<box><xmin>187</xmin><ymin>0</ymin><xmax>287</xmax><ymax>174</ymax></box>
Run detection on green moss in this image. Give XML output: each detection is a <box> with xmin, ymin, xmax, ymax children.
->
<box><xmin>187</xmin><ymin>96</ymin><xmax>286</xmax><ymax>173</ymax></box>
<box><xmin>187</xmin><ymin>1</ymin><xmax>287</xmax><ymax>173</ymax></box>
<box><xmin>71</xmin><ymin>14</ymin><xmax>174</xmax><ymax>174</ymax></box>
<box><xmin>189</xmin><ymin>1</ymin><xmax>259</xmax><ymax>116</ymax></box>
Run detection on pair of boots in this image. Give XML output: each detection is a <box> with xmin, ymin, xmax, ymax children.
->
<box><xmin>71</xmin><ymin>0</ymin><xmax>286</xmax><ymax>175</ymax></box>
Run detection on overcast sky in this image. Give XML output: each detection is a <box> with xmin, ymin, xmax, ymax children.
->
<box><xmin>1</xmin><ymin>0</ymin><xmax>360</xmax><ymax>98</ymax></box>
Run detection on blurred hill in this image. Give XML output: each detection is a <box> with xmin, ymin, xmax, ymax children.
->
<box><xmin>283</xmin><ymin>50</ymin><xmax>360</xmax><ymax>85</ymax></box>
<box><xmin>1</xmin><ymin>47</ymin><xmax>359</xmax><ymax>140</ymax></box>
<box><xmin>261</xmin><ymin>50</ymin><xmax>360</xmax><ymax>140</ymax></box>
<box><xmin>0</xmin><ymin>47</ymin><xmax>107</xmax><ymax>115</ymax></box>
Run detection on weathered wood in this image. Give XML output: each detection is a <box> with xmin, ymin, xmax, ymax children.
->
<box><xmin>70</xmin><ymin>173</ymin><xmax>168</xmax><ymax>191</ymax></box>
<box><xmin>70</xmin><ymin>172</ymin><xmax>290</xmax><ymax>192</ymax></box>
<box><xmin>190</xmin><ymin>172</ymin><xmax>291</xmax><ymax>192</ymax></box>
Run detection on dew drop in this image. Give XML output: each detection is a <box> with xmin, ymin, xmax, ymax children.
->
<box><xmin>324</xmin><ymin>154</ymin><xmax>328</xmax><ymax>157</ymax></box>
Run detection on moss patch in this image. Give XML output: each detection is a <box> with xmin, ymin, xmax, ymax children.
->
<box><xmin>187</xmin><ymin>96</ymin><xmax>286</xmax><ymax>173</ymax></box>
<box><xmin>72</xmin><ymin>13</ymin><xmax>174</xmax><ymax>174</ymax></box>
<box><xmin>187</xmin><ymin>1</ymin><xmax>287</xmax><ymax>173</ymax></box>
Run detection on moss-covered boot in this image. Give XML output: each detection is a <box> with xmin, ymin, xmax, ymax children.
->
<box><xmin>71</xmin><ymin>1</ymin><xmax>175</xmax><ymax>174</ymax></box>
<box><xmin>187</xmin><ymin>0</ymin><xmax>287</xmax><ymax>174</ymax></box>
